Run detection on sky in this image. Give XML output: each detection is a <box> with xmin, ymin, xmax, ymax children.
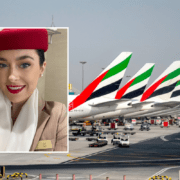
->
<box><xmin>1</xmin><ymin>0</ymin><xmax>180</xmax><ymax>92</ymax></box>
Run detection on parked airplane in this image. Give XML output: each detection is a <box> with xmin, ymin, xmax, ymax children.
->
<box><xmin>138</xmin><ymin>81</ymin><xmax>180</xmax><ymax>118</ymax></box>
<box><xmin>124</xmin><ymin>61</ymin><xmax>180</xmax><ymax>118</ymax></box>
<box><xmin>82</xmin><ymin>63</ymin><xmax>155</xmax><ymax>120</ymax></box>
<box><xmin>84</xmin><ymin>61</ymin><xmax>180</xmax><ymax>120</ymax></box>
<box><xmin>69</xmin><ymin>52</ymin><xmax>132</xmax><ymax>120</ymax></box>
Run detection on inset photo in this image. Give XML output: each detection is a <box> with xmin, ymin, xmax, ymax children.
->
<box><xmin>0</xmin><ymin>28</ymin><xmax>68</xmax><ymax>152</ymax></box>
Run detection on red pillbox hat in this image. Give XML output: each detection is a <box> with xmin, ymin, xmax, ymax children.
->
<box><xmin>0</xmin><ymin>28</ymin><xmax>48</xmax><ymax>52</ymax></box>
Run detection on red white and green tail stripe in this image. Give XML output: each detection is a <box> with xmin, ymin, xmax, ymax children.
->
<box><xmin>69</xmin><ymin>52</ymin><xmax>132</xmax><ymax>111</ymax></box>
<box><xmin>140</xmin><ymin>61</ymin><xmax>180</xmax><ymax>102</ymax></box>
<box><xmin>115</xmin><ymin>63</ymin><xmax>155</xmax><ymax>100</ymax></box>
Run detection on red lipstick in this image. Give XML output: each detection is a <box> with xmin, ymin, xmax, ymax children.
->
<box><xmin>6</xmin><ymin>85</ymin><xmax>26</xmax><ymax>94</ymax></box>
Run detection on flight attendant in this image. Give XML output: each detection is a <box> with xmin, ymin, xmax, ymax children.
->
<box><xmin>0</xmin><ymin>28</ymin><xmax>67</xmax><ymax>152</ymax></box>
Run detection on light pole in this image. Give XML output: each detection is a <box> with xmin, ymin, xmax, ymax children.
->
<box><xmin>80</xmin><ymin>61</ymin><xmax>87</xmax><ymax>91</ymax></box>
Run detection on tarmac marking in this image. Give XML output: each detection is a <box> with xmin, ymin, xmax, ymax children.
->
<box><xmin>67</xmin><ymin>158</ymin><xmax>180</xmax><ymax>164</ymax></box>
<box><xmin>44</xmin><ymin>154</ymin><xmax>50</xmax><ymax>157</ymax></box>
<box><xmin>164</xmin><ymin>155</ymin><xmax>180</xmax><ymax>157</ymax></box>
<box><xmin>67</xmin><ymin>153</ymin><xmax>92</xmax><ymax>161</ymax></box>
<box><xmin>43</xmin><ymin>153</ymin><xmax>61</xmax><ymax>160</ymax></box>
<box><xmin>94</xmin><ymin>172</ymin><xmax>107</xmax><ymax>178</ymax></box>
<box><xmin>63</xmin><ymin>147</ymin><xmax>118</xmax><ymax>164</ymax></box>
<box><xmin>31</xmin><ymin>175</ymin><xmax>39</xmax><ymax>179</ymax></box>
<box><xmin>146</xmin><ymin>166</ymin><xmax>180</xmax><ymax>180</ymax></box>
<box><xmin>67</xmin><ymin>153</ymin><xmax>118</xmax><ymax>163</ymax></box>
<box><xmin>67</xmin><ymin>153</ymin><xmax>76</xmax><ymax>158</ymax></box>
<box><xmin>160</xmin><ymin>136</ymin><xmax>168</xmax><ymax>141</ymax></box>
<box><xmin>64</xmin><ymin>147</ymin><xmax>118</xmax><ymax>163</ymax></box>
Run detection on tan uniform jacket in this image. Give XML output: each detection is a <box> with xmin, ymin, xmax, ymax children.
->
<box><xmin>30</xmin><ymin>98</ymin><xmax>67</xmax><ymax>151</ymax></box>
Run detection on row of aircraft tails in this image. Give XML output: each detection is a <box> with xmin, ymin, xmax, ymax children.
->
<box><xmin>69</xmin><ymin>52</ymin><xmax>180</xmax><ymax>121</ymax></box>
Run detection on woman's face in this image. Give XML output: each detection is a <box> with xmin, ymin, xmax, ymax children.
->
<box><xmin>0</xmin><ymin>49</ymin><xmax>46</xmax><ymax>104</ymax></box>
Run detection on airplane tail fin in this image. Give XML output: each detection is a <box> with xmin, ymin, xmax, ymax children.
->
<box><xmin>140</xmin><ymin>61</ymin><xmax>180</xmax><ymax>102</ymax></box>
<box><xmin>69</xmin><ymin>52</ymin><xmax>132</xmax><ymax>111</ymax></box>
<box><xmin>170</xmin><ymin>80</ymin><xmax>180</xmax><ymax>100</ymax></box>
<box><xmin>115</xmin><ymin>63</ymin><xmax>155</xmax><ymax>100</ymax></box>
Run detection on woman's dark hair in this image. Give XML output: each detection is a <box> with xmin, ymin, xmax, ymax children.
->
<box><xmin>36</xmin><ymin>49</ymin><xmax>45</xmax><ymax>66</ymax></box>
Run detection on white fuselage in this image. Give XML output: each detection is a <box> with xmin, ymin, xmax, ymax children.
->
<box><xmin>150</xmin><ymin>108</ymin><xmax>180</xmax><ymax>117</ymax></box>
<box><xmin>125</xmin><ymin>99</ymin><xmax>180</xmax><ymax>118</ymax></box>
<box><xmin>83</xmin><ymin>105</ymin><xmax>142</xmax><ymax>120</ymax></box>
<box><xmin>69</xmin><ymin>94</ymin><xmax>180</xmax><ymax>120</ymax></box>
<box><xmin>69</xmin><ymin>95</ymin><xmax>131</xmax><ymax>120</ymax></box>
<box><xmin>69</xmin><ymin>95</ymin><xmax>163</xmax><ymax>120</ymax></box>
<box><xmin>124</xmin><ymin>106</ymin><xmax>165</xmax><ymax>118</ymax></box>
<box><xmin>138</xmin><ymin>106</ymin><xmax>178</xmax><ymax>117</ymax></box>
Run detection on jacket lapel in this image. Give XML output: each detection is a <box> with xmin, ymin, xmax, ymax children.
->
<box><xmin>30</xmin><ymin>98</ymin><xmax>50</xmax><ymax>151</ymax></box>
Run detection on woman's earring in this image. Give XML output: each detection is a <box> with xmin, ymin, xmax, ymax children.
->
<box><xmin>41</xmin><ymin>74</ymin><xmax>43</xmax><ymax>77</ymax></box>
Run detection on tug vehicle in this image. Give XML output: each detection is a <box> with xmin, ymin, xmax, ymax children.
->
<box><xmin>111</xmin><ymin>134</ymin><xmax>121</xmax><ymax>145</ymax></box>
<box><xmin>89</xmin><ymin>133</ymin><xmax>108</xmax><ymax>147</ymax></box>
<box><xmin>139</xmin><ymin>123</ymin><xmax>150</xmax><ymax>131</ymax></box>
<box><xmin>97</xmin><ymin>133</ymin><xmax>108</xmax><ymax>143</ymax></box>
<box><xmin>119</xmin><ymin>134</ymin><xmax>130</xmax><ymax>147</ymax></box>
<box><xmin>124</xmin><ymin>123</ymin><xmax>134</xmax><ymax>131</ymax></box>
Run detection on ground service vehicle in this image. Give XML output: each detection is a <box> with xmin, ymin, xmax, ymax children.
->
<box><xmin>97</xmin><ymin>134</ymin><xmax>108</xmax><ymax>143</ymax></box>
<box><xmin>140</xmin><ymin>123</ymin><xmax>150</xmax><ymax>131</ymax></box>
<box><xmin>119</xmin><ymin>134</ymin><xmax>129</xmax><ymax>147</ymax></box>
<box><xmin>89</xmin><ymin>141</ymin><xmax>108</xmax><ymax>147</ymax></box>
<box><xmin>124</xmin><ymin>123</ymin><xmax>134</xmax><ymax>130</ymax></box>
<box><xmin>111</xmin><ymin>134</ymin><xmax>121</xmax><ymax>145</ymax></box>
<box><xmin>89</xmin><ymin>134</ymin><xmax>108</xmax><ymax>147</ymax></box>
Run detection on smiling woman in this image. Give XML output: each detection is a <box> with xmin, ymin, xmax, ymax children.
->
<box><xmin>0</xmin><ymin>49</ymin><xmax>46</xmax><ymax>105</ymax></box>
<box><xmin>0</xmin><ymin>28</ymin><xmax>67</xmax><ymax>152</ymax></box>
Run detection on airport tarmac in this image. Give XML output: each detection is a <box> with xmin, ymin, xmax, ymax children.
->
<box><xmin>0</xmin><ymin>124</ymin><xmax>180</xmax><ymax>165</ymax></box>
<box><xmin>1</xmin><ymin>124</ymin><xmax>180</xmax><ymax>180</ymax></box>
<box><xmin>67</xmin><ymin>124</ymin><xmax>180</xmax><ymax>164</ymax></box>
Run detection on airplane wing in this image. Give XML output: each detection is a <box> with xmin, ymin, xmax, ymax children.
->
<box><xmin>153</xmin><ymin>101</ymin><xmax>180</xmax><ymax>108</ymax></box>
<box><xmin>88</xmin><ymin>98</ymin><xmax>130</xmax><ymax>107</ymax></box>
